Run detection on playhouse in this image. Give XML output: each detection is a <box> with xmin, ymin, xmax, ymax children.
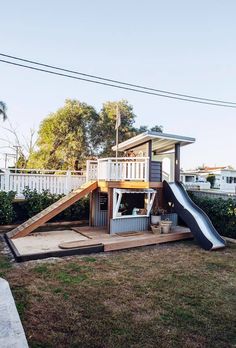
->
<box><xmin>5</xmin><ymin>131</ymin><xmax>225</xmax><ymax>261</ymax></box>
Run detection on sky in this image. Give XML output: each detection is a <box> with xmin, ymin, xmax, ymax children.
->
<box><xmin>1</xmin><ymin>0</ymin><xmax>236</xmax><ymax>169</ymax></box>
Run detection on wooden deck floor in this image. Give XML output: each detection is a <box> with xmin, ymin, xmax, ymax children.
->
<box><xmin>70</xmin><ymin>226</ymin><xmax>193</xmax><ymax>252</ymax></box>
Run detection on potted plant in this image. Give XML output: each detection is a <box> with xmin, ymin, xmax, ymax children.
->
<box><xmin>151</xmin><ymin>206</ymin><xmax>165</xmax><ymax>225</ymax></box>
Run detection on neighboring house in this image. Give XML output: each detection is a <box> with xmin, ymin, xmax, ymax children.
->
<box><xmin>180</xmin><ymin>171</ymin><xmax>211</xmax><ymax>190</ymax></box>
<box><xmin>181</xmin><ymin>166</ymin><xmax>236</xmax><ymax>193</ymax></box>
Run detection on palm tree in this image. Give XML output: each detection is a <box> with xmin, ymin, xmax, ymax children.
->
<box><xmin>0</xmin><ymin>101</ymin><xmax>7</xmax><ymax>121</ymax></box>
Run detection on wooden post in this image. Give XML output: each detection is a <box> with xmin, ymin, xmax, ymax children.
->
<box><xmin>174</xmin><ymin>143</ymin><xmax>180</xmax><ymax>182</ymax></box>
<box><xmin>107</xmin><ymin>187</ymin><xmax>113</xmax><ymax>234</ymax></box>
<box><xmin>148</xmin><ymin>140</ymin><xmax>152</xmax><ymax>182</ymax></box>
<box><xmin>89</xmin><ymin>190</ymin><xmax>95</xmax><ymax>227</ymax></box>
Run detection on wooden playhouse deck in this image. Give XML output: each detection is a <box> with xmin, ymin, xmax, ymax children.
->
<box><xmin>69</xmin><ymin>226</ymin><xmax>193</xmax><ymax>252</ymax></box>
<box><xmin>7</xmin><ymin>225</ymin><xmax>193</xmax><ymax>262</ymax></box>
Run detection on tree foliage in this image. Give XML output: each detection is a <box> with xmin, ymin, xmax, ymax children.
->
<box><xmin>0</xmin><ymin>101</ymin><xmax>7</xmax><ymax>121</ymax></box>
<box><xmin>27</xmin><ymin>99</ymin><xmax>163</xmax><ymax>169</ymax></box>
<box><xmin>0</xmin><ymin>191</ymin><xmax>15</xmax><ymax>224</ymax></box>
<box><xmin>27</xmin><ymin>99</ymin><xmax>99</xmax><ymax>169</ymax></box>
<box><xmin>95</xmin><ymin>100</ymin><xmax>137</xmax><ymax>157</ymax></box>
<box><xmin>206</xmin><ymin>174</ymin><xmax>216</xmax><ymax>188</ymax></box>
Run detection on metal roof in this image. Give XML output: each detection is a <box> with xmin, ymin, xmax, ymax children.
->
<box><xmin>112</xmin><ymin>131</ymin><xmax>195</xmax><ymax>154</ymax></box>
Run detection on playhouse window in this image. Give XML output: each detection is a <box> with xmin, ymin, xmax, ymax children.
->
<box><xmin>113</xmin><ymin>189</ymin><xmax>156</xmax><ymax>219</ymax></box>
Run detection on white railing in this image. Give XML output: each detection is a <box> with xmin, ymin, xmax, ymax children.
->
<box><xmin>86</xmin><ymin>160</ymin><xmax>98</xmax><ymax>181</ymax></box>
<box><xmin>162</xmin><ymin>170</ymin><xmax>170</xmax><ymax>182</ymax></box>
<box><xmin>0</xmin><ymin>168</ymin><xmax>87</xmax><ymax>198</ymax></box>
<box><xmin>87</xmin><ymin>157</ymin><xmax>149</xmax><ymax>182</ymax></box>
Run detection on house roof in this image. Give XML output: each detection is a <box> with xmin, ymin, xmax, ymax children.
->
<box><xmin>112</xmin><ymin>131</ymin><xmax>195</xmax><ymax>154</ymax></box>
<box><xmin>201</xmin><ymin>166</ymin><xmax>227</xmax><ymax>171</ymax></box>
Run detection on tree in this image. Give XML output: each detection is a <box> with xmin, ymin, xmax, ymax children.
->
<box><xmin>207</xmin><ymin>174</ymin><xmax>215</xmax><ymax>188</ymax></box>
<box><xmin>95</xmin><ymin>100</ymin><xmax>137</xmax><ymax>157</ymax></box>
<box><xmin>136</xmin><ymin>124</ymin><xmax>163</xmax><ymax>134</ymax></box>
<box><xmin>27</xmin><ymin>99</ymin><xmax>99</xmax><ymax>169</ymax></box>
<box><xmin>150</xmin><ymin>125</ymin><xmax>163</xmax><ymax>133</ymax></box>
<box><xmin>95</xmin><ymin>100</ymin><xmax>163</xmax><ymax>157</ymax></box>
<box><xmin>27</xmin><ymin>99</ymin><xmax>164</xmax><ymax>169</ymax></box>
<box><xmin>0</xmin><ymin>101</ymin><xmax>7</xmax><ymax>121</ymax></box>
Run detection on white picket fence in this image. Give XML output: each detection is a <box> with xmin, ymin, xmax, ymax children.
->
<box><xmin>0</xmin><ymin>168</ymin><xmax>87</xmax><ymax>198</ymax></box>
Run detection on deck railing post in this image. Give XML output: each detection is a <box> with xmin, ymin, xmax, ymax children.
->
<box><xmin>145</xmin><ymin>158</ymin><xmax>149</xmax><ymax>182</ymax></box>
<box><xmin>65</xmin><ymin>170</ymin><xmax>72</xmax><ymax>193</ymax></box>
<box><xmin>97</xmin><ymin>160</ymin><xmax>100</xmax><ymax>181</ymax></box>
<box><xmin>4</xmin><ymin>169</ymin><xmax>10</xmax><ymax>192</ymax></box>
<box><xmin>86</xmin><ymin>160</ymin><xmax>90</xmax><ymax>181</ymax></box>
<box><xmin>107</xmin><ymin>159</ymin><xmax>111</xmax><ymax>181</ymax></box>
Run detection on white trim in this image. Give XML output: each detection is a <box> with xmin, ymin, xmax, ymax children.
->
<box><xmin>112</xmin><ymin>215</ymin><xmax>149</xmax><ymax>219</ymax></box>
<box><xmin>112</xmin><ymin>131</ymin><xmax>195</xmax><ymax>152</ymax></box>
<box><xmin>112</xmin><ymin>188</ymin><xmax>156</xmax><ymax>219</ymax></box>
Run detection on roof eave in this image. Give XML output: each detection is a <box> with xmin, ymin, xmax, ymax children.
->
<box><xmin>112</xmin><ymin>131</ymin><xmax>195</xmax><ymax>152</ymax></box>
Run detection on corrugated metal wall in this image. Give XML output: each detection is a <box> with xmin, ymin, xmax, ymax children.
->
<box><xmin>161</xmin><ymin>213</ymin><xmax>178</xmax><ymax>226</ymax></box>
<box><xmin>150</xmin><ymin>161</ymin><xmax>162</xmax><ymax>182</ymax></box>
<box><xmin>92</xmin><ymin>190</ymin><xmax>108</xmax><ymax>227</ymax></box>
<box><xmin>110</xmin><ymin>217</ymin><xmax>149</xmax><ymax>234</ymax></box>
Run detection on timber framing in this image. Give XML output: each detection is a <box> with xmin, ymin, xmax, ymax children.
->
<box><xmin>98</xmin><ymin>180</ymin><xmax>163</xmax><ymax>191</ymax></box>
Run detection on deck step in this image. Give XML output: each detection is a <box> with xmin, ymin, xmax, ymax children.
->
<box><xmin>58</xmin><ymin>231</ymin><xmax>193</xmax><ymax>252</ymax></box>
<box><xmin>103</xmin><ymin>231</ymin><xmax>193</xmax><ymax>251</ymax></box>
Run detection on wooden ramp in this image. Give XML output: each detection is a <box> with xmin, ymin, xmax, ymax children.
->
<box><xmin>8</xmin><ymin>181</ymin><xmax>98</xmax><ymax>239</ymax></box>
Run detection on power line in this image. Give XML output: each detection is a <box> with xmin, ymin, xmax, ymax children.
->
<box><xmin>1</xmin><ymin>52</ymin><xmax>236</xmax><ymax>106</ymax></box>
<box><xmin>0</xmin><ymin>58</ymin><xmax>236</xmax><ymax>108</ymax></box>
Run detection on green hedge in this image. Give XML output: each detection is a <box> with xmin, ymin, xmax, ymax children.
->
<box><xmin>189</xmin><ymin>192</ymin><xmax>236</xmax><ymax>239</ymax></box>
<box><xmin>0</xmin><ymin>191</ymin><xmax>16</xmax><ymax>224</ymax></box>
<box><xmin>0</xmin><ymin>188</ymin><xmax>90</xmax><ymax>225</ymax></box>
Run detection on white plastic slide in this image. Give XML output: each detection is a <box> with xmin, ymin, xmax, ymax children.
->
<box><xmin>163</xmin><ymin>181</ymin><xmax>226</xmax><ymax>250</ymax></box>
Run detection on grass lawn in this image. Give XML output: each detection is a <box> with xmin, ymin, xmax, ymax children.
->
<box><xmin>0</xmin><ymin>239</ymin><xmax>236</xmax><ymax>348</ymax></box>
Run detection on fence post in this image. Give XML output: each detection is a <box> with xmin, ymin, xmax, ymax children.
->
<box><xmin>86</xmin><ymin>160</ymin><xmax>90</xmax><ymax>181</ymax></box>
<box><xmin>97</xmin><ymin>160</ymin><xmax>100</xmax><ymax>181</ymax></box>
<box><xmin>4</xmin><ymin>169</ymin><xmax>10</xmax><ymax>192</ymax></box>
<box><xmin>65</xmin><ymin>170</ymin><xmax>72</xmax><ymax>194</ymax></box>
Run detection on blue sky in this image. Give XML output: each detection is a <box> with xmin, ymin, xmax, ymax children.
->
<box><xmin>1</xmin><ymin>0</ymin><xmax>236</xmax><ymax>168</ymax></box>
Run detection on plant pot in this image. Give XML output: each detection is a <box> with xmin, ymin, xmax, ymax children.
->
<box><xmin>161</xmin><ymin>213</ymin><xmax>178</xmax><ymax>227</ymax></box>
<box><xmin>160</xmin><ymin>220</ymin><xmax>172</xmax><ymax>234</ymax></box>
<box><xmin>151</xmin><ymin>225</ymin><xmax>161</xmax><ymax>234</ymax></box>
<box><xmin>151</xmin><ymin>215</ymin><xmax>161</xmax><ymax>225</ymax></box>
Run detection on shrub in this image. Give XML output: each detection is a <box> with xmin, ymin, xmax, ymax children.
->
<box><xmin>189</xmin><ymin>192</ymin><xmax>236</xmax><ymax>239</ymax></box>
<box><xmin>0</xmin><ymin>191</ymin><xmax>16</xmax><ymax>224</ymax></box>
<box><xmin>19</xmin><ymin>187</ymin><xmax>90</xmax><ymax>222</ymax></box>
<box><xmin>22</xmin><ymin>187</ymin><xmax>62</xmax><ymax>218</ymax></box>
<box><xmin>0</xmin><ymin>188</ymin><xmax>90</xmax><ymax>225</ymax></box>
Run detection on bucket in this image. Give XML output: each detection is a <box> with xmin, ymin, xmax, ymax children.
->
<box><xmin>151</xmin><ymin>225</ymin><xmax>161</xmax><ymax>234</ymax></box>
<box><xmin>160</xmin><ymin>220</ymin><xmax>172</xmax><ymax>234</ymax></box>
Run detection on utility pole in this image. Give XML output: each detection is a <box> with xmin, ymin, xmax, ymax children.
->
<box><xmin>2</xmin><ymin>153</ymin><xmax>16</xmax><ymax>169</ymax></box>
<box><xmin>13</xmin><ymin>145</ymin><xmax>21</xmax><ymax>169</ymax></box>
